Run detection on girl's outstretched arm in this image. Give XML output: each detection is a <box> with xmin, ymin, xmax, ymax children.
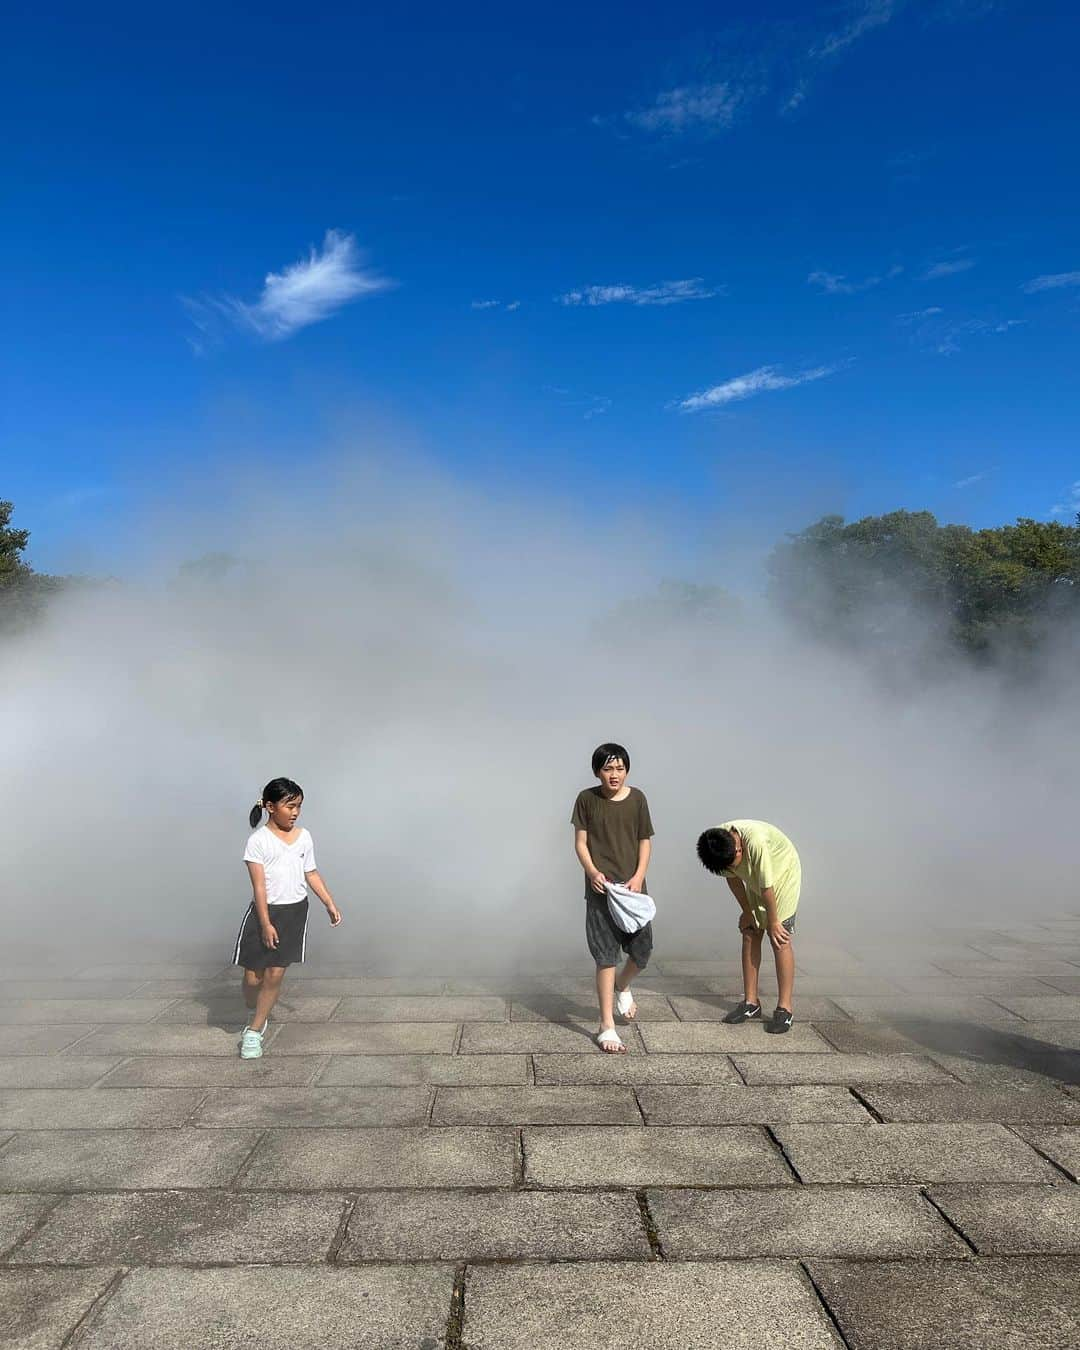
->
<box><xmin>306</xmin><ymin>870</ymin><xmax>342</xmax><ymax>926</ymax></box>
<box><xmin>246</xmin><ymin>861</ymin><xmax>278</xmax><ymax>948</ymax></box>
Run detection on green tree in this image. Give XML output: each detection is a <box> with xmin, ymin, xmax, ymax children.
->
<box><xmin>0</xmin><ymin>500</ymin><xmax>67</xmax><ymax>632</ymax></box>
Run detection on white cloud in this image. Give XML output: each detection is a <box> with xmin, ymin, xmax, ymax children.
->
<box><xmin>1050</xmin><ymin>482</ymin><xmax>1080</xmax><ymax>519</ymax></box>
<box><xmin>623</xmin><ymin>82</ymin><xmax>743</xmax><ymax>135</ymax></box>
<box><xmin>954</xmin><ymin>472</ymin><xmax>986</xmax><ymax>489</ymax></box>
<box><xmin>560</xmin><ymin>278</ymin><xmax>719</xmax><ymax>307</ymax></box>
<box><xmin>808</xmin><ymin>264</ymin><xmax>901</xmax><ymax>295</ymax></box>
<box><xmin>206</xmin><ymin>230</ymin><xmax>390</xmax><ymax>341</ymax></box>
<box><xmin>811</xmin><ymin>0</ymin><xmax>896</xmax><ymax>60</ymax></box>
<box><xmin>921</xmin><ymin>258</ymin><xmax>976</xmax><ymax>280</ymax></box>
<box><xmin>1021</xmin><ymin>271</ymin><xmax>1080</xmax><ymax>294</ymax></box>
<box><xmin>471</xmin><ymin>299</ymin><xmax>501</xmax><ymax>310</ymax></box>
<box><xmin>505</xmin><ymin>300</ymin><xmax>521</xmax><ymax>312</ymax></box>
<box><xmin>897</xmin><ymin>306</ymin><xmax>944</xmax><ymax>322</ymax></box>
<box><xmin>675</xmin><ymin>363</ymin><xmax>844</xmax><ymax>413</ymax></box>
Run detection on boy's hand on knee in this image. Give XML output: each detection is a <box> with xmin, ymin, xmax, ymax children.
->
<box><xmin>767</xmin><ymin>922</ymin><xmax>790</xmax><ymax>950</ymax></box>
<box><xmin>738</xmin><ymin>915</ymin><xmax>759</xmax><ymax>935</ymax></box>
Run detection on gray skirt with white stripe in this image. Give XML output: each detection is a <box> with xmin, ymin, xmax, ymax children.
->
<box><xmin>233</xmin><ymin>899</ymin><xmax>309</xmax><ymax>969</ymax></box>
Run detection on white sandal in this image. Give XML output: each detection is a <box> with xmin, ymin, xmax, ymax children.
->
<box><xmin>596</xmin><ymin>1027</ymin><xmax>627</xmax><ymax>1054</ymax></box>
<box><xmin>615</xmin><ymin>988</ymin><xmax>637</xmax><ymax>1021</ymax></box>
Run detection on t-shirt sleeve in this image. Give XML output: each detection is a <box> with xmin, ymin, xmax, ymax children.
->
<box><xmin>303</xmin><ymin>832</ymin><xmax>318</xmax><ymax>873</ymax></box>
<box><xmin>243</xmin><ymin>832</ymin><xmax>268</xmax><ymax>866</ymax></box>
<box><xmin>637</xmin><ymin>792</ymin><xmax>655</xmax><ymax>840</ymax></box>
<box><xmin>571</xmin><ymin>792</ymin><xmax>590</xmax><ymax>831</ymax></box>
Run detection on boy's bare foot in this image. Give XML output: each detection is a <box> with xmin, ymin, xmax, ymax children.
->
<box><xmin>615</xmin><ymin>987</ymin><xmax>637</xmax><ymax>1021</ymax></box>
<box><xmin>596</xmin><ymin>1026</ymin><xmax>627</xmax><ymax>1054</ymax></box>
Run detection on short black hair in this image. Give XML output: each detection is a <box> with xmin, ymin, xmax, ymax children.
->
<box><xmin>697</xmin><ymin>827</ymin><xmax>736</xmax><ymax>875</ymax></box>
<box><xmin>591</xmin><ymin>742</ymin><xmax>630</xmax><ymax>775</ymax></box>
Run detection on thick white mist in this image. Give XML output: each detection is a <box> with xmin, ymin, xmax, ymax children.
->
<box><xmin>4</xmin><ymin>455</ymin><xmax>1077</xmax><ymax>972</ymax></box>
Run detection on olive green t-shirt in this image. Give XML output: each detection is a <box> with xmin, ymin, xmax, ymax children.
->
<box><xmin>572</xmin><ymin>786</ymin><xmax>654</xmax><ymax>897</ymax></box>
<box><xmin>719</xmin><ymin>819</ymin><xmax>801</xmax><ymax>923</ymax></box>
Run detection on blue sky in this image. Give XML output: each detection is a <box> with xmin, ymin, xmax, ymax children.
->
<box><xmin>5</xmin><ymin>0</ymin><xmax>1079</xmax><ymax>575</ymax></box>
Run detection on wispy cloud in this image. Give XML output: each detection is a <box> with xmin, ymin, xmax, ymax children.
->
<box><xmin>559</xmin><ymin>278</ymin><xmax>720</xmax><ymax>307</ymax></box>
<box><xmin>1049</xmin><ymin>482</ymin><xmax>1080</xmax><ymax>520</ymax></box>
<box><xmin>811</xmin><ymin>0</ymin><xmax>896</xmax><ymax>60</ymax></box>
<box><xmin>1021</xmin><ymin>271</ymin><xmax>1080</xmax><ymax>294</ymax></box>
<box><xmin>921</xmin><ymin>258</ymin><xmax>976</xmax><ymax>280</ymax></box>
<box><xmin>808</xmin><ymin>264</ymin><xmax>901</xmax><ymax>295</ymax></box>
<box><xmin>897</xmin><ymin>306</ymin><xmax>944</xmax><ymax>322</ymax></box>
<box><xmin>187</xmin><ymin>230</ymin><xmax>391</xmax><ymax>345</ymax></box>
<box><xmin>471</xmin><ymin>298</ymin><xmax>521</xmax><ymax>312</ymax></box>
<box><xmin>621</xmin><ymin>82</ymin><xmax>744</xmax><ymax>136</ymax></box>
<box><xmin>901</xmin><ymin>308</ymin><xmax>1024</xmax><ymax>355</ymax></box>
<box><xmin>954</xmin><ymin>472</ymin><xmax>986</xmax><ymax>489</ymax></box>
<box><xmin>675</xmin><ymin>362</ymin><xmax>845</xmax><ymax>413</ymax></box>
<box><xmin>545</xmin><ymin>385</ymin><xmax>612</xmax><ymax>420</ymax></box>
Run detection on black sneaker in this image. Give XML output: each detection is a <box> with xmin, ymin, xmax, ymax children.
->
<box><xmin>766</xmin><ymin>1006</ymin><xmax>793</xmax><ymax>1034</ymax></box>
<box><xmin>722</xmin><ymin>1000</ymin><xmax>762</xmax><ymax>1024</ymax></box>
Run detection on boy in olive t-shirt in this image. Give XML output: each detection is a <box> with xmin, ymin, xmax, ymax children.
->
<box><xmin>571</xmin><ymin>742</ymin><xmax>655</xmax><ymax>1054</ymax></box>
<box><xmin>696</xmin><ymin>820</ymin><xmax>801</xmax><ymax>1034</ymax></box>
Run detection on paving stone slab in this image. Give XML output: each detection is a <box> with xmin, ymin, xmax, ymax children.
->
<box><xmin>0</xmin><ymin>980</ymin><xmax>149</xmax><ymax>999</ymax></box>
<box><xmin>1007</xmin><ymin>1020</ymin><xmax>1080</xmax><ymax>1049</ymax></box>
<box><xmin>857</xmin><ymin>1084</ymin><xmax>1080</xmax><ymax>1123</ymax></box>
<box><xmin>523</xmin><ymin>1125</ymin><xmax>793</xmax><ymax>1187</ymax></box>
<box><xmin>807</xmin><ymin>1256</ymin><xmax>1080</xmax><ymax>1350</ymax></box>
<box><xmin>10</xmin><ymin>1191</ymin><xmax>345</xmax><ymax>1264</ymax></box>
<box><xmin>316</xmin><ymin>1054</ymin><xmax>528</xmax><ymax>1085</ymax></box>
<box><xmin>654</xmin><ymin>960</ymin><xmax>747</xmax><ymax>977</ymax></box>
<box><xmin>0</xmin><ymin>1128</ymin><xmax>260</xmax><ymax>1191</ymax></box>
<box><xmin>932</xmin><ymin>959</ymin><xmax>1080</xmax><ymax>976</ymax></box>
<box><xmin>648</xmin><ymin>1185</ymin><xmax>968</xmax><ymax>1259</ymax></box>
<box><xmin>66</xmin><ymin>1025</ymin><xmax>269</xmax><ymax>1056</ymax></box>
<box><xmin>1042</xmin><ymin>976</ymin><xmax>1080</xmax><ymax>995</ymax></box>
<box><xmin>341</xmin><ymin>1189</ymin><xmax>649</xmax><ymax>1261</ymax></box>
<box><xmin>637</xmin><ymin>1085</ymin><xmax>872</xmax><ymax>1124</ymax></box>
<box><xmin>924</xmin><ymin>1052</ymin><xmax>1074</xmax><ymax>1088</ymax></box>
<box><xmin>125</xmin><ymin>979</ymin><xmax>237</xmax><ymax>996</ymax></box>
<box><xmin>465</xmin><ymin>1261</ymin><xmax>841</xmax><ymax>1349</ymax></box>
<box><xmin>510</xmin><ymin>995</ymin><xmax>677</xmax><ymax>1022</ymax></box>
<box><xmin>0</xmin><ymin>999</ymin><xmax>176</xmax><ymax>1024</ymax></box>
<box><xmin>893</xmin><ymin>977</ymin><xmax>1062</xmax><ymax>997</ymax></box>
<box><xmin>290</xmin><ymin>975</ymin><xmax>445</xmax><ymax>995</ymax></box>
<box><xmin>0</xmin><ymin>1194</ymin><xmax>55</xmax><ymax>1256</ymax></box>
<box><xmin>773</xmin><ymin>1123</ymin><xmax>1062</xmax><ymax>1183</ymax></box>
<box><xmin>78</xmin><ymin>1265</ymin><xmax>454</xmax><ymax>1350</ymax></box>
<box><xmin>534</xmin><ymin>1053</ymin><xmax>741</xmax><ymax>1085</ymax></box>
<box><xmin>460</xmin><ymin>1023</ymin><xmax>637</xmax><ymax>1054</ymax></box>
<box><xmin>241</xmin><ymin>1126</ymin><xmax>516</xmax><ymax>1189</ymax></box>
<box><xmin>734</xmin><ymin>1053</ymin><xmax>953</xmax><ymax>1085</ymax></box>
<box><xmin>973</xmin><ymin>995</ymin><xmax>1080</xmax><ymax>1020</ymax></box>
<box><xmin>432</xmin><ymin>1086</ymin><xmax>640</xmax><ymax>1125</ymax></box>
<box><xmin>813</xmin><ymin>1022</ymin><xmax>923</xmax><ymax>1054</ymax></box>
<box><xmin>707</xmin><ymin>976</ymin><xmax>901</xmax><ymax>996</ymax></box>
<box><xmin>831</xmin><ymin>997</ymin><xmax>1021</xmax><ymax>1024</ymax></box>
<box><xmin>77</xmin><ymin>963</ymin><xmax>227</xmax><ymax>979</ymax></box>
<box><xmin>331</xmin><ymin>995</ymin><xmax>506</xmax><ymax>1021</ymax></box>
<box><xmin>98</xmin><ymin>1056</ymin><xmax>322</xmax><ymax>1087</ymax></box>
<box><xmin>0</xmin><ymin>1088</ymin><xmax>203</xmax><ymax>1129</ymax></box>
<box><xmin>269</xmin><ymin>1023</ymin><xmax>458</xmax><ymax>1054</ymax></box>
<box><xmin>0</xmin><ymin>1026</ymin><xmax>96</xmax><ymax>1055</ymax></box>
<box><xmin>1012</xmin><ymin>1126</ymin><xmax>1080</xmax><ymax>1179</ymax></box>
<box><xmin>0</xmin><ymin>1056</ymin><xmax>122</xmax><ymax>1088</ymax></box>
<box><xmin>158</xmin><ymin>997</ymin><xmax>341</xmax><ymax>1023</ymax></box>
<box><xmin>193</xmin><ymin>1085</ymin><xmax>431</xmax><ymax>1127</ymax></box>
<box><xmin>929</xmin><ymin>1184</ymin><xmax>1080</xmax><ymax>1254</ymax></box>
<box><xmin>0</xmin><ymin>1268</ymin><xmax>118</xmax><ymax>1350</ymax></box>
<box><xmin>640</xmin><ymin>1022</ymin><xmax>833</xmax><ymax>1053</ymax></box>
<box><xmin>671</xmin><ymin>995</ymin><xmax>848</xmax><ymax>1021</ymax></box>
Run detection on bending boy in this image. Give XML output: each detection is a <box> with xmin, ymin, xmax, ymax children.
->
<box><xmin>697</xmin><ymin>820</ymin><xmax>800</xmax><ymax>1034</ymax></box>
<box><xmin>572</xmin><ymin>743</ymin><xmax>655</xmax><ymax>1054</ymax></box>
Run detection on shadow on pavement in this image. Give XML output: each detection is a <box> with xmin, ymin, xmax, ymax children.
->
<box><xmin>893</xmin><ymin>1017</ymin><xmax>1080</xmax><ymax>1085</ymax></box>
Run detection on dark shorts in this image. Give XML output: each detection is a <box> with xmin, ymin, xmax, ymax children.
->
<box><xmin>586</xmin><ymin>895</ymin><xmax>653</xmax><ymax>969</ymax></box>
<box><xmin>233</xmin><ymin>900</ymin><xmax>309</xmax><ymax>969</ymax></box>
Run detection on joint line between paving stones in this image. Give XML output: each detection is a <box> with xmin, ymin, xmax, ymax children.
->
<box><xmin>452</xmin><ymin>1022</ymin><xmax>465</xmax><ymax>1055</ymax></box>
<box><xmin>798</xmin><ymin>1261</ymin><xmax>853</xmax><ymax>1349</ymax></box>
<box><xmin>847</xmin><ymin>1086</ymin><xmax>885</xmax><ymax>1122</ymax></box>
<box><xmin>920</xmin><ymin>1187</ymin><xmax>980</xmax><ymax>1255</ymax></box>
<box><xmin>514</xmin><ymin>1129</ymin><xmax>526</xmax><ymax>1188</ymax></box>
<box><xmin>427</xmin><ymin>1085</ymin><xmax>439</xmax><ymax>1124</ymax></box>
<box><xmin>635</xmin><ymin>1189</ymin><xmax>665</xmax><ymax>1260</ymax></box>
<box><xmin>763</xmin><ymin>1125</ymin><xmax>803</xmax><ymax>1182</ymax></box>
<box><xmin>183</xmin><ymin>1088</ymin><xmax>213</xmax><ymax>1125</ymax></box>
<box><xmin>0</xmin><ymin>1190</ymin><xmax>66</xmax><ymax>1262</ymax></box>
<box><xmin>632</xmin><ymin>1087</ymin><xmax>648</xmax><ymax>1125</ymax></box>
<box><xmin>308</xmin><ymin>1054</ymin><xmax>332</xmax><ymax>1086</ymax></box>
<box><xmin>527</xmin><ymin>1053</ymin><xmax>536</xmax><ymax>1085</ymax></box>
<box><xmin>327</xmin><ymin>1191</ymin><xmax>359</xmax><ymax>1263</ymax></box>
<box><xmin>230</xmin><ymin>1128</ymin><xmax>269</xmax><ymax>1189</ymax></box>
<box><xmin>56</xmin><ymin>1026</ymin><xmax>106</xmax><ymax>1056</ymax></box>
<box><xmin>86</xmin><ymin>1057</ymin><xmax>132</xmax><ymax>1088</ymax></box>
<box><xmin>1002</xmin><ymin>1123</ymin><xmax>1078</xmax><ymax>1181</ymax></box>
<box><xmin>728</xmin><ymin>1054</ymin><xmax>750</xmax><ymax>1084</ymax></box>
<box><xmin>61</xmin><ymin>1267</ymin><xmax>126</xmax><ymax>1349</ymax></box>
<box><xmin>445</xmin><ymin>1262</ymin><xmax>467</xmax><ymax>1350</ymax></box>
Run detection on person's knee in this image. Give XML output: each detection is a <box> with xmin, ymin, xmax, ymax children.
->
<box><xmin>243</xmin><ymin>969</ymin><xmax>263</xmax><ymax>986</ymax></box>
<box><xmin>263</xmin><ymin>967</ymin><xmax>286</xmax><ymax>985</ymax></box>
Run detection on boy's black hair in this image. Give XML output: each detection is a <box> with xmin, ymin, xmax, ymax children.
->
<box><xmin>697</xmin><ymin>827</ymin><xmax>736</xmax><ymax>875</ymax></box>
<box><xmin>250</xmin><ymin>777</ymin><xmax>304</xmax><ymax>828</ymax></box>
<box><xmin>591</xmin><ymin>742</ymin><xmax>630</xmax><ymax>776</ymax></box>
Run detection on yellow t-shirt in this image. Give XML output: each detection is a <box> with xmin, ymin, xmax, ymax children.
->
<box><xmin>719</xmin><ymin>820</ymin><xmax>801</xmax><ymax>924</ymax></box>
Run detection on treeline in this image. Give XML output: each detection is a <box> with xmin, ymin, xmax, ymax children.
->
<box><xmin>0</xmin><ymin>500</ymin><xmax>68</xmax><ymax>632</ymax></box>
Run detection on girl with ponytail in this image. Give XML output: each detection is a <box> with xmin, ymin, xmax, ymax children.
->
<box><xmin>232</xmin><ymin>777</ymin><xmax>342</xmax><ymax>1059</ymax></box>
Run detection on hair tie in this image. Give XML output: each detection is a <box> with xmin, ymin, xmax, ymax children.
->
<box><xmin>256</xmin><ymin>799</ymin><xmax>264</xmax><ymax>808</ymax></box>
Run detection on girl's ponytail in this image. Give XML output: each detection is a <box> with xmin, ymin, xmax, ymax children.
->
<box><xmin>248</xmin><ymin>777</ymin><xmax>303</xmax><ymax>830</ymax></box>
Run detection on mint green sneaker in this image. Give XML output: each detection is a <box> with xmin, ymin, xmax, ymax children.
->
<box><xmin>239</xmin><ymin>1026</ymin><xmax>265</xmax><ymax>1059</ymax></box>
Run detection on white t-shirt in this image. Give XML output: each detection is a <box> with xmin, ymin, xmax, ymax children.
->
<box><xmin>243</xmin><ymin>826</ymin><xmax>318</xmax><ymax>906</ymax></box>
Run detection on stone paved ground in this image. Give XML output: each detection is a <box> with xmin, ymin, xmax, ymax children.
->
<box><xmin>2</xmin><ymin>919</ymin><xmax>1080</xmax><ymax>1348</ymax></box>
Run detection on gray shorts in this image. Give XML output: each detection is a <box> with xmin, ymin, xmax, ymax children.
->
<box><xmin>586</xmin><ymin>895</ymin><xmax>653</xmax><ymax>969</ymax></box>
